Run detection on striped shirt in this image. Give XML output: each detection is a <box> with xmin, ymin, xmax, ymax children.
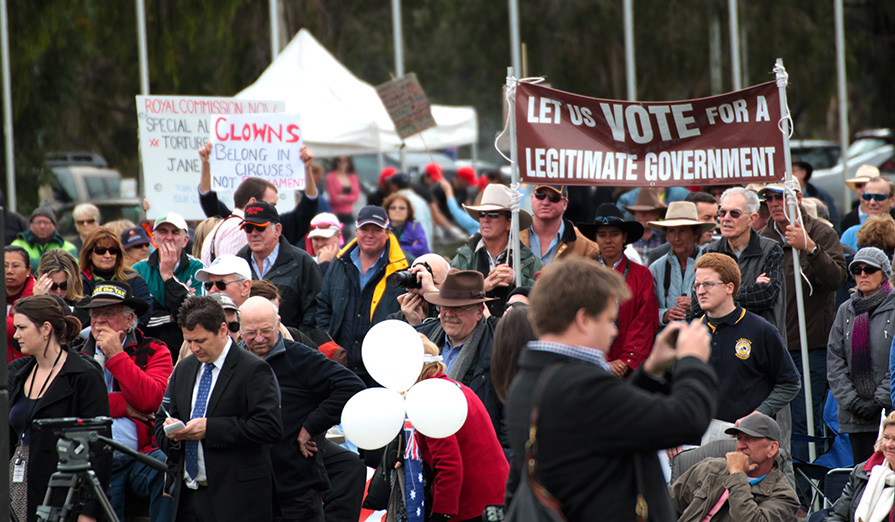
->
<box><xmin>526</xmin><ymin>340</ymin><xmax>613</xmax><ymax>372</ymax></box>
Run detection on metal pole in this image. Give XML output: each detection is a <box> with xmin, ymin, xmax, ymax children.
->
<box><xmin>391</xmin><ymin>0</ymin><xmax>406</xmax><ymax>173</ymax></box>
<box><xmin>0</xmin><ymin>0</ymin><xmax>15</xmax><ymax>212</ymax></box>
<box><xmin>507</xmin><ymin>67</ymin><xmax>521</xmax><ymax>287</ymax></box>
<box><xmin>728</xmin><ymin>0</ymin><xmax>741</xmax><ymax>90</ymax></box>
<box><xmin>776</xmin><ymin>58</ymin><xmax>816</xmax><ymax>462</ymax></box>
<box><xmin>623</xmin><ymin>0</ymin><xmax>636</xmax><ymax>101</ymax></box>
<box><xmin>835</xmin><ymin>0</ymin><xmax>850</xmax><ymax>213</ymax></box>
<box><xmin>269</xmin><ymin>0</ymin><xmax>280</xmax><ymax>60</ymax></box>
<box><xmin>135</xmin><ymin>0</ymin><xmax>150</xmax><ymax>95</ymax></box>
<box><xmin>508</xmin><ymin>0</ymin><xmax>522</xmax><ymax>78</ymax></box>
<box><xmin>709</xmin><ymin>15</ymin><xmax>722</xmax><ymax>95</ymax></box>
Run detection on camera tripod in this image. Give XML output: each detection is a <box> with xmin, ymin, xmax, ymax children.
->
<box><xmin>31</xmin><ymin>417</ymin><xmax>166</xmax><ymax>522</ymax></box>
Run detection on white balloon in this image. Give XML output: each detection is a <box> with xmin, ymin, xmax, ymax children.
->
<box><xmin>362</xmin><ymin>320</ymin><xmax>424</xmax><ymax>392</ymax></box>
<box><xmin>340</xmin><ymin>388</ymin><xmax>406</xmax><ymax>450</ymax></box>
<box><xmin>405</xmin><ymin>378</ymin><xmax>469</xmax><ymax>438</ymax></box>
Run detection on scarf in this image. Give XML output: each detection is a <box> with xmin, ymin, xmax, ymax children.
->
<box><xmin>851</xmin><ymin>281</ymin><xmax>891</xmax><ymax>399</ymax></box>
<box><xmin>855</xmin><ymin>460</ymin><xmax>895</xmax><ymax>522</ymax></box>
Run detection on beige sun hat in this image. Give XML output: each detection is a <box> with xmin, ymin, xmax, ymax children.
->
<box><xmin>757</xmin><ymin>178</ymin><xmax>801</xmax><ymax>198</ymax></box>
<box><xmin>647</xmin><ymin>201</ymin><xmax>716</xmax><ymax>234</ymax></box>
<box><xmin>845</xmin><ymin>164</ymin><xmax>881</xmax><ymax>192</ymax></box>
<box><xmin>463</xmin><ymin>184</ymin><xmax>532</xmax><ymax>229</ymax></box>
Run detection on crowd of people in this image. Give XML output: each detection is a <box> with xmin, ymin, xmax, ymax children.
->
<box><xmin>5</xmin><ymin>143</ymin><xmax>895</xmax><ymax>522</ymax></box>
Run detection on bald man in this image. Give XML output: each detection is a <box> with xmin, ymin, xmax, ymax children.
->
<box><xmin>239</xmin><ymin>297</ymin><xmax>365</xmax><ymax>521</ymax></box>
<box><xmin>395</xmin><ymin>253</ymin><xmax>452</xmax><ymax>325</ymax></box>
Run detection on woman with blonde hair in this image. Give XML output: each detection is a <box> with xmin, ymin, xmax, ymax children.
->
<box><xmin>34</xmin><ymin>249</ymin><xmax>88</xmax><ymax>325</ymax></box>
<box><xmin>192</xmin><ymin>216</ymin><xmax>222</xmax><ymax>258</ymax></box>
<box><xmin>409</xmin><ymin>335</ymin><xmax>508</xmax><ymax>522</ymax></box>
<box><xmin>828</xmin><ymin>411</ymin><xmax>895</xmax><ymax>521</ymax></box>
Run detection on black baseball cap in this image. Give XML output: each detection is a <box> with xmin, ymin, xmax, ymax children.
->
<box><xmin>241</xmin><ymin>201</ymin><xmax>280</xmax><ymax>229</ymax></box>
<box><xmin>121</xmin><ymin>227</ymin><xmax>151</xmax><ymax>249</ymax></box>
<box><xmin>356</xmin><ymin>206</ymin><xmax>390</xmax><ymax>229</ymax></box>
<box><xmin>724</xmin><ymin>413</ymin><xmax>781</xmax><ymax>442</ymax></box>
<box><xmin>534</xmin><ymin>184</ymin><xmax>568</xmax><ymax>197</ymax></box>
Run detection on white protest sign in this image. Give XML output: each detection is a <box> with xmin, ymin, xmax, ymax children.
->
<box><xmin>209</xmin><ymin>113</ymin><xmax>306</xmax><ymax>192</ymax></box>
<box><xmin>136</xmin><ymin>96</ymin><xmax>289</xmax><ymax>220</ymax></box>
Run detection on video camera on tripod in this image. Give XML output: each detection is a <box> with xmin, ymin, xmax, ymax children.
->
<box><xmin>29</xmin><ymin>416</ymin><xmax>166</xmax><ymax>522</ymax></box>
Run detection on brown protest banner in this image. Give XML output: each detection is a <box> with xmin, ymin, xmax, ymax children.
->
<box><xmin>515</xmin><ymin>81</ymin><xmax>784</xmax><ymax>187</ymax></box>
<box><xmin>376</xmin><ymin>73</ymin><xmax>437</xmax><ymax>140</ymax></box>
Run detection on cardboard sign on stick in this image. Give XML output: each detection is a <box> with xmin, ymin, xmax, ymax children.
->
<box><xmin>377</xmin><ymin>73</ymin><xmax>436</xmax><ymax>140</ymax></box>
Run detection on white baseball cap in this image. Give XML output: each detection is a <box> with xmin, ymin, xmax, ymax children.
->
<box><xmin>195</xmin><ymin>254</ymin><xmax>252</xmax><ymax>282</ymax></box>
<box><xmin>153</xmin><ymin>212</ymin><xmax>188</xmax><ymax>232</ymax></box>
<box><xmin>308</xmin><ymin>212</ymin><xmax>343</xmax><ymax>239</ymax></box>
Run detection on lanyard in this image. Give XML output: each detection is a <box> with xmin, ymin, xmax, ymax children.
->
<box><xmin>19</xmin><ymin>347</ymin><xmax>64</xmax><ymax>444</ymax></box>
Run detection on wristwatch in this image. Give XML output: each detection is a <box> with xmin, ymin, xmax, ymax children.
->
<box><xmin>807</xmin><ymin>244</ymin><xmax>819</xmax><ymax>257</ymax></box>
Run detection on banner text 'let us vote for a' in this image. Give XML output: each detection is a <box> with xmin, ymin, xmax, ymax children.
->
<box><xmin>515</xmin><ymin>82</ymin><xmax>785</xmax><ymax>187</ymax></box>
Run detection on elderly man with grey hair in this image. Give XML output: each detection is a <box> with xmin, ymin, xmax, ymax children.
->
<box><xmin>692</xmin><ymin>187</ymin><xmax>786</xmax><ymax>338</ymax></box>
<box><xmin>76</xmin><ymin>279</ymin><xmax>174</xmax><ymax>522</ymax></box>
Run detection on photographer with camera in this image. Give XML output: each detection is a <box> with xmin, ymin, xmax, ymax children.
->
<box><xmin>390</xmin><ymin>254</ymin><xmax>451</xmax><ymax>326</ymax></box>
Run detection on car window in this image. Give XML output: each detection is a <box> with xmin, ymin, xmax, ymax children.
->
<box><xmin>848</xmin><ymin>138</ymin><xmax>888</xmax><ymax>158</ymax></box>
<box><xmin>52</xmin><ymin>168</ymin><xmax>78</xmax><ymax>202</ymax></box>
<box><xmin>84</xmin><ymin>176</ymin><xmax>111</xmax><ymax>199</ymax></box>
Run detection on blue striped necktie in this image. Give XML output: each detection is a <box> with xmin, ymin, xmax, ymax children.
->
<box><xmin>185</xmin><ymin>363</ymin><xmax>214</xmax><ymax>480</ymax></box>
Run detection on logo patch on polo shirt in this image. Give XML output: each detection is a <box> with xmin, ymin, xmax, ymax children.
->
<box><xmin>735</xmin><ymin>338</ymin><xmax>752</xmax><ymax>360</ymax></box>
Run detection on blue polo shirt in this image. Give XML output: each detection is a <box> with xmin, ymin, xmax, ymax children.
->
<box><xmin>700</xmin><ymin>306</ymin><xmax>800</xmax><ymax>423</ymax></box>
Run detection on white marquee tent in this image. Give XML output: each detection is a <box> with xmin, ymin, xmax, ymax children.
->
<box><xmin>237</xmin><ymin>29</ymin><xmax>478</xmax><ymax>157</ymax></box>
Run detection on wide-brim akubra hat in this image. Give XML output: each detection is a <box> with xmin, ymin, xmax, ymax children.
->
<box><xmin>424</xmin><ymin>269</ymin><xmax>497</xmax><ymax>307</ymax></box>
<box><xmin>623</xmin><ymin>188</ymin><xmax>668</xmax><ymax>213</ymax></box>
<box><xmin>463</xmin><ymin>184</ymin><xmax>532</xmax><ymax>230</ymax></box>
<box><xmin>77</xmin><ymin>280</ymin><xmax>149</xmax><ymax>317</ymax></box>
<box><xmin>845</xmin><ymin>164</ymin><xmax>881</xmax><ymax>192</ymax></box>
<box><xmin>577</xmin><ymin>203</ymin><xmax>644</xmax><ymax>245</ymax></box>
<box><xmin>647</xmin><ymin>201</ymin><xmax>716</xmax><ymax>234</ymax></box>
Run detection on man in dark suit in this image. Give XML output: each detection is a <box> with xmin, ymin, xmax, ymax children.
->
<box><xmin>155</xmin><ymin>296</ymin><xmax>282</xmax><ymax>522</ymax></box>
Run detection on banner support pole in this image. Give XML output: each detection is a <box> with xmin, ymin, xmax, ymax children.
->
<box><xmin>776</xmin><ymin>58</ymin><xmax>816</xmax><ymax>463</ymax></box>
<box><xmin>507</xmin><ymin>67</ymin><xmax>522</xmax><ymax>287</ymax></box>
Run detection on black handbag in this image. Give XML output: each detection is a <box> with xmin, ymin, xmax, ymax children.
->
<box><xmin>504</xmin><ymin>365</ymin><xmax>567</xmax><ymax>522</ymax></box>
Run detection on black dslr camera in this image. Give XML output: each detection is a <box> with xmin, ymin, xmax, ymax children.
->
<box><xmin>387</xmin><ymin>262</ymin><xmax>434</xmax><ymax>289</ymax></box>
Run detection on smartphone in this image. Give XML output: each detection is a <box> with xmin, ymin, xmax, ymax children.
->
<box><xmin>164</xmin><ymin>420</ymin><xmax>186</xmax><ymax>435</ymax></box>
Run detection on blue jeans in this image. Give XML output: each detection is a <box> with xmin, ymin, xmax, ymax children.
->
<box><xmin>109</xmin><ymin>448</ymin><xmax>173</xmax><ymax>522</ymax></box>
<box><xmin>790</xmin><ymin>349</ymin><xmax>828</xmax><ymax>463</ymax></box>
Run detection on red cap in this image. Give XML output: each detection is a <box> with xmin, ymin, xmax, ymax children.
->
<box><xmin>379</xmin><ymin>167</ymin><xmax>397</xmax><ymax>185</ymax></box>
<box><xmin>424</xmin><ymin>163</ymin><xmax>443</xmax><ymax>182</ymax></box>
<box><xmin>477</xmin><ymin>176</ymin><xmax>490</xmax><ymax>189</ymax></box>
<box><xmin>457</xmin><ymin>166</ymin><xmax>477</xmax><ymax>185</ymax></box>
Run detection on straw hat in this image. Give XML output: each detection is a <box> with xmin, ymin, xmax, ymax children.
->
<box><xmin>623</xmin><ymin>188</ymin><xmax>667</xmax><ymax>213</ymax></box>
<box><xmin>845</xmin><ymin>164</ymin><xmax>881</xmax><ymax>192</ymax></box>
<box><xmin>463</xmin><ymin>184</ymin><xmax>532</xmax><ymax>229</ymax></box>
<box><xmin>647</xmin><ymin>201</ymin><xmax>716</xmax><ymax>234</ymax></box>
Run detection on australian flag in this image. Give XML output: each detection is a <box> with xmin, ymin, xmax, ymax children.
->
<box><xmin>404</xmin><ymin>418</ymin><xmax>426</xmax><ymax>522</ymax></box>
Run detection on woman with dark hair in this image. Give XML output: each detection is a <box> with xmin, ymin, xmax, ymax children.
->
<box><xmin>79</xmin><ymin>227</ymin><xmax>153</xmax><ymax>327</ymax></box>
<box><xmin>35</xmin><ymin>249</ymin><xmax>88</xmax><ymax>326</ymax></box>
<box><xmin>8</xmin><ymin>295</ymin><xmax>110</xmax><ymax>522</ymax></box>
<box><xmin>491</xmin><ymin>306</ymin><xmax>536</xmax><ymax>402</ymax></box>
<box><xmin>383</xmin><ymin>192</ymin><xmax>429</xmax><ymax>258</ymax></box>
<box><xmin>6</xmin><ymin>245</ymin><xmax>35</xmax><ymax>362</ymax></box>
<box><xmin>325</xmin><ymin>156</ymin><xmax>361</xmax><ymax>228</ymax></box>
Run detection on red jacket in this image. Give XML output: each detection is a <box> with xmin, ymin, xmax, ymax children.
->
<box><xmin>417</xmin><ymin>374</ymin><xmax>509</xmax><ymax>519</ymax></box>
<box><xmin>6</xmin><ymin>274</ymin><xmax>35</xmax><ymax>363</ymax></box>
<box><xmin>610</xmin><ymin>256</ymin><xmax>659</xmax><ymax>370</ymax></box>
<box><xmin>81</xmin><ymin>329</ymin><xmax>172</xmax><ymax>453</ymax></box>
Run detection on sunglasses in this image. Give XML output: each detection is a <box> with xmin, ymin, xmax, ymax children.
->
<box><xmin>717</xmin><ymin>209</ymin><xmax>745</xmax><ymax>219</ymax></box>
<box><xmin>478</xmin><ymin>211</ymin><xmax>508</xmax><ymax>219</ymax></box>
<box><xmin>763</xmin><ymin>192</ymin><xmax>785</xmax><ymax>202</ymax></box>
<box><xmin>204</xmin><ymin>280</ymin><xmax>240</xmax><ymax>291</ymax></box>
<box><xmin>93</xmin><ymin>246</ymin><xmax>121</xmax><ymax>256</ymax></box>
<box><xmin>243</xmin><ymin>224</ymin><xmax>268</xmax><ymax>234</ymax></box>
<box><xmin>227</xmin><ymin>321</ymin><xmax>240</xmax><ymax>333</ymax></box>
<box><xmin>76</xmin><ymin>219</ymin><xmax>96</xmax><ymax>226</ymax></box>
<box><xmin>309</xmin><ymin>222</ymin><xmax>340</xmax><ymax>231</ymax></box>
<box><xmin>50</xmin><ymin>281</ymin><xmax>68</xmax><ymax>291</ymax></box>
<box><xmin>534</xmin><ymin>191</ymin><xmax>563</xmax><ymax>203</ymax></box>
<box><xmin>862</xmin><ymin>193</ymin><xmax>890</xmax><ymax>202</ymax></box>
<box><xmin>854</xmin><ymin>183</ymin><xmax>865</xmax><ymax>190</ymax></box>
<box><xmin>850</xmin><ymin>265</ymin><xmax>881</xmax><ymax>276</ymax></box>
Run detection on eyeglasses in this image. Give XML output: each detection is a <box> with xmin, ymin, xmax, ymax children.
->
<box><xmin>89</xmin><ymin>308</ymin><xmax>122</xmax><ymax>319</ymax></box>
<box><xmin>862</xmin><ymin>193</ymin><xmax>890</xmax><ymax>202</ymax></box>
<box><xmin>227</xmin><ymin>321</ymin><xmax>240</xmax><ymax>333</ymax></box>
<box><xmin>717</xmin><ymin>209</ymin><xmax>745</xmax><ymax>219</ymax></box>
<box><xmin>691</xmin><ymin>281</ymin><xmax>727</xmax><ymax>292</ymax></box>
<box><xmin>49</xmin><ymin>281</ymin><xmax>68</xmax><ymax>291</ymax></box>
<box><xmin>850</xmin><ymin>265</ymin><xmax>881</xmax><ymax>276</ymax></box>
<box><xmin>478</xmin><ymin>211</ymin><xmax>508</xmax><ymax>219</ymax></box>
<box><xmin>388</xmin><ymin>206</ymin><xmax>409</xmax><ymax>211</ymax></box>
<box><xmin>243</xmin><ymin>224</ymin><xmax>268</xmax><ymax>234</ymax></box>
<box><xmin>4</xmin><ymin>263</ymin><xmax>26</xmax><ymax>271</ymax></box>
<box><xmin>32</xmin><ymin>219</ymin><xmax>53</xmax><ymax>227</ymax></box>
<box><xmin>76</xmin><ymin>219</ymin><xmax>97</xmax><ymax>226</ymax></box>
<box><xmin>204</xmin><ymin>280</ymin><xmax>241</xmax><ymax>291</ymax></box>
<box><xmin>763</xmin><ymin>193</ymin><xmax>785</xmax><ymax>202</ymax></box>
<box><xmin>534</xmin><ymin>191</ymin><xmax>563</xmax><ymax>203</ymax></box>
<box><xmin>437</xmin><ymin>304</ymin><xmax>480</xmax><ymax>314</ymax></box>
<box><xmin>241</xmin><ymin>327</ymin><xmax>277</xmax><ymax>338</ymax></box>
<box><xmin>92</xmin><ymin>246</ymin><xmax>121</xmax><ymax>256</ymax></box>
